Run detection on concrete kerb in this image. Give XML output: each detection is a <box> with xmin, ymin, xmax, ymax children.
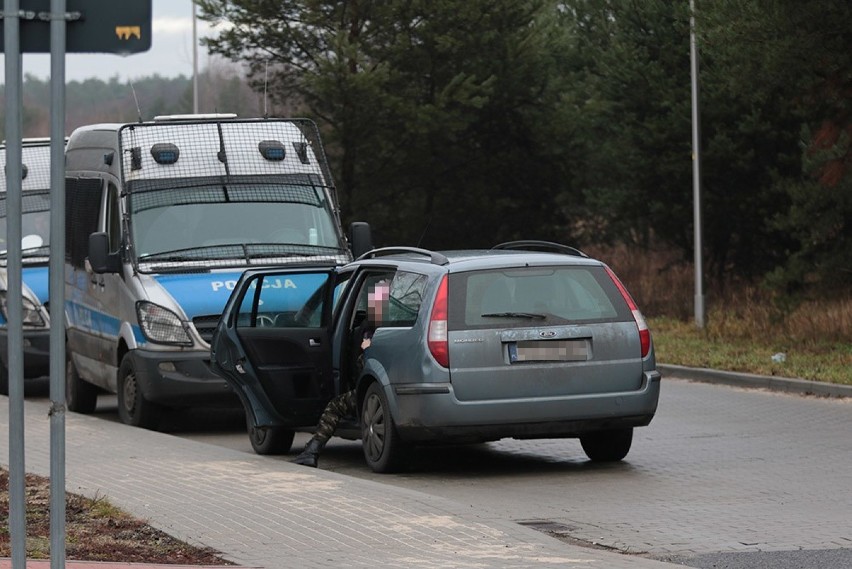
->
<box><xmin>657</xmin><ymin>363</ymin><xmax>852</xmax><ymax>398</ymax></box>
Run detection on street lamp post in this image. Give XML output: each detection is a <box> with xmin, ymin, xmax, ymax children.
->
<box><xmin>690</xmin><ymin>0</ymin><xmax>705</xmax><ymax>329</ymax></box>
<box><xmin>192</xmin><ymin>0</ymin><xmax>199</xmax><ymax>113</ymax></box>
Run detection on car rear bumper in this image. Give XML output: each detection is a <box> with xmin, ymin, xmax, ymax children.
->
<box><xmin>130</xmin><ymin>349</ymin><xmax>239</xmax><ymax>407</ymax></box>
<box><xmin>0</xmin><ymin>328</ymin><xmax>51</xmax><ymax>378</ymax></box>
<box><xmin>390</xmin><ymin>369</ymin><xmax>661</xmax><ymax>443</ymax></box>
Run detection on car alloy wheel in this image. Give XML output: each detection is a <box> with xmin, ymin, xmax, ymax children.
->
<box><xmin>361</xmin><ymin>382</ymin><xmax>406</xmax><ymax>473</ymax></box>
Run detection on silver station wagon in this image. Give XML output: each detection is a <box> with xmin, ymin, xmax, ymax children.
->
<box><xmin>211</xmin><ymin>241</ymin><xmax>661</xmax><ymax>472</ymax></box>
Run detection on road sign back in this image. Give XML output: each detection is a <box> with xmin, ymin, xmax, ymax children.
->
<box><xmin>0</xmin><ymin>0</ymin><xmax>151</xmax><ymax>54</ymax></box>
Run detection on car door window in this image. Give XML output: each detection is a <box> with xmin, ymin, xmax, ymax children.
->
<box><xmin>236</xmin><ymin>272</ymin><xmax>332</xmax><ymax>329</ymax></box>
<box><xmin>332</xmin><ymin>270</ymin><xmax>355</xmax><ymax>313</ymax></box>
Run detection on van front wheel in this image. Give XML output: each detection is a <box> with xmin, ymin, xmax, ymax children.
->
<box><xmin>0</xmin><ymin>363</ymin><xmax>8</xmax><ymax>396</ymax></box>
<box><xmin>246</xmin><ymin>415</ymin><xmax>295</xmax><ymax>455</ymax></box>
<box><xmin>66</xmin><ymin>352</ymin><xmax>98</xmax><ymax>413</ymax></box>
<box><xmin>117</xmin><ymin>354</ymin><xmax>163</xmax><ymax>429</ymax></box>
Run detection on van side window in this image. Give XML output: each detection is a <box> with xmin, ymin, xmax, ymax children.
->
<box><xmin>106</xmin><ymin>183</ymin><xmax>121</xmax><ymax>253</ymax></box>
<box><xmin>65</xmin><ymin>178</ymin><xmax>103</xmax><ymax>269</ymax></box>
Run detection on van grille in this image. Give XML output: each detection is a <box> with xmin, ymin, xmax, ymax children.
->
<box><xmin>192</xmin><ymin>315</ymin><xmax>220</xmax><ymax>343</ymax></box>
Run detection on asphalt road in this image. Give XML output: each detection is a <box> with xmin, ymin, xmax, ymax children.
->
<box><xmin>26</xmin><ymin>375</ymin><xmax>852</xmax><ymax>569</ymax></box>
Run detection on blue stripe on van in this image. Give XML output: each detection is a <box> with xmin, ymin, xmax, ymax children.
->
<box><xmin>152</xmin><ymin>272</ymin><xmax>246</xmax><ymax>319</ymax></box>
<box><xmin>0</xmin><ymin>266</ymin><xmax>49</xmax><ymax>325</ymax></box>
<box><xmin>65</xmin><ymin>300</ymin><xmax>147</xmax><ymax>345</ymax></box>
<box><xmin>22</xmin><ymin>266</ymin><xmax>50</xmax><ymax>303</ymax></box>
<box><xmin>63</xmin><ymin>272</ymin><xmax>328</xmax><ymax>345</ymax></box>
<box><xmin>153</xmin><ymin>272</ymin><xmax>325</xmax><ymax>319</ymax></box>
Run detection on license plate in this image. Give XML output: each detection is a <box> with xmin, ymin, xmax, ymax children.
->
<box><xmin>508</xmin><ymin>339</ymin><xmax>588</xmax><ymax>362</ymax></box>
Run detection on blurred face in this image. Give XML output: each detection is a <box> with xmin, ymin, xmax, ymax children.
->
<box><xmin>367</xmin><ymin>283</ymin><xmax>390</xmax><ymax>324</ymax></box>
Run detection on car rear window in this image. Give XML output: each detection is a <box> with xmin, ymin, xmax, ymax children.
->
<box><xmin>447</xmin><ymin>265</ymin><xmax>632</xmax><ymax>330</ymax></box>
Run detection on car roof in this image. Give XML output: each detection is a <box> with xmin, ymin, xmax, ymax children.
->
<box><xmin>352</xmin><ymin>244</ymin><xmax>604</xmax><ymax>273</ymax></box>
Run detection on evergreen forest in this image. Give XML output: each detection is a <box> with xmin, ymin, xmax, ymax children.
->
<box><xmin>3</xmin><ymin>0</ymin><xmax>850</xmax><ymax>316</ymax></box>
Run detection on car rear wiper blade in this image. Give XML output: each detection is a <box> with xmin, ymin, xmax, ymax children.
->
<box><xmin>481</xmin><ymin>311</ymin><xmax>547</xmax><ymax>319</ymax></box>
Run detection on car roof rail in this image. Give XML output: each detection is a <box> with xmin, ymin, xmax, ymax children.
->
<box><xmin>356</xmin><ymin>246</ymin><xmax>449</xmax><ymax>265</ymax></box>
<box><xmin>491</xmin><ymin>240</ymin><xmax>589</xmax><ymax>258</ymax></box>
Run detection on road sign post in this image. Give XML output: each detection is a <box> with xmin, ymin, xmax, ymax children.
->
<box><xmin>2</xmin><ymin>2</ymin><xmax>150</xmax><ymax>567</ymax></box>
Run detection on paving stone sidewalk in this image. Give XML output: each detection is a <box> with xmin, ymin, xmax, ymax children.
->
<box><xmin>1</xmin><ymin>397</ymin><xmax>682</xmax><ymax>569</ymax></box>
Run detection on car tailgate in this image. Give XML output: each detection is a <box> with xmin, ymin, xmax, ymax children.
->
<box><xmin>448</xmin><ymin>322</ymin><xmax>644</xmax><ymax>402</ymax></box>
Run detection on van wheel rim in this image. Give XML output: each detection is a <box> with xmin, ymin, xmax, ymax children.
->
<box><xmin>123</xmin><ymin>373</ymin><xmax>137</xmax><ymax>415</ymax></box>
<box><xmin>363</xmin><ymin>393</ymin><xmax>386</xmax><ymax>462</ymax></box>
<box><xmin>250</xmin><ymin>427</ymin><xmax>266</xmax><ymax>445</ymax></box>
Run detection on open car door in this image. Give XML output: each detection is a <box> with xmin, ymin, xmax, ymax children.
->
<box><xmin>211</xmin><ymin>267</ymin><xmax>337</xmax><ymax>454</ymax></box>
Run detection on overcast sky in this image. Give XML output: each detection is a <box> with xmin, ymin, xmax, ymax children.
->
<box><xmin>1</xmin><ymin>0</ymin><xmax>222</xmax><ymax>83</ymax></box>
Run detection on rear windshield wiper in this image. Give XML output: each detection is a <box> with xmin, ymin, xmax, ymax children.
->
<box><xmin>481</xmin><ymin>311</ymin><xmax>547</xmax><ymax>319</ymax></box>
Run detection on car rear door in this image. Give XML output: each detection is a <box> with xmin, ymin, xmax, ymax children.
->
<box><xmin>211</xmin><ymin>267</ymin><xmax>337</xmax><ymax>428</ymax></box>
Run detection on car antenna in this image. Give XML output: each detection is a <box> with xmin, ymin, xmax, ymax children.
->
<box><xmin>128</xmin><ymin>79</ymin><xmax>144</xmax><ymax>123</ymax></box>
<box><xmin>415</xmin><ymin>218</ymin><xmax>431</xmax><ymax>247</ymax></box>
<box><xmin>263</xmin><ymin>59</ymin><xmax>270</xmax><ymax>119</ymax></box>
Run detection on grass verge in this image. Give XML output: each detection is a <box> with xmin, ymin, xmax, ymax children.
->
<box><xmin>0</xmin><ymin>467</ymin><xmax>232</xmax><ymax>565</ymax></box>
<box><xmin>650</xmin><ymin>316</ymin><xmax>852</xmax><ymax>385</ymax></box>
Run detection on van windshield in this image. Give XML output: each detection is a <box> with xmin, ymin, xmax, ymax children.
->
<box><xmin>129</xmin><ymin>182</ymin><xmax>342</xmax><ymax>262</ymax></box>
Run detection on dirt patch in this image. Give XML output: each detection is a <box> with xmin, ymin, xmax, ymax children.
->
<box><xmin>0</xmin><ymin>467</ymin><xmax>232</xmax><ymax>565</ymax></box>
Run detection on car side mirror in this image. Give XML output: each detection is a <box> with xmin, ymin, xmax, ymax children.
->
<box><xmin>349</xmin><ymin>221</ymin><xmax>373</xmax><ymax>258</ymax></box>
<box><xmin>88</xmin><ymin>232</ymin><xmax>121</xmax><ymax>274</ymax></box>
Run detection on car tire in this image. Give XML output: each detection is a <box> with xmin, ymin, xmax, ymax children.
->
<box><xmin>361</xmin><ymin>382</ymin><xmax>407</xmax><ymax>473</ymax></box>
<box><xmin>66</xmin><ymin>352</ymin><xmax>98</xmax><ymax>414</ymax></box>
<box><xmin>117</xmin><ymin>354</ymin><xmax>163</xmax><ymax>429</ymax></box>
<box><xmin>246</xmin><ymin>415</ymin><xmax>295</xmax><ymax>455</ymax></box>
<box><xmin>0</xmin><ymin>363</ymin><xmax>8</xmax><ymax>396</ymax></box>
<box><xmin>580</xmin><ymin>427</ymin><xmax>633</xmax><ymax>462</ymax></box>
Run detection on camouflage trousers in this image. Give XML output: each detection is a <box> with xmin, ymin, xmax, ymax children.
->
<box><xmin>313</xmin><ymin>390</ymin><xmax>357</xmax><ymax>445</ymax></box>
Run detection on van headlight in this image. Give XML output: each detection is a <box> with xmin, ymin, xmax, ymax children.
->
<box><xmin>135</xmin><ymin>301</ymin><xmax>193</xmax><ymax>346</ymax></box>
<box><xmin>0</xmin><ymin>292</ymin><xmax>47</xmax><ymax>327</ymax></box>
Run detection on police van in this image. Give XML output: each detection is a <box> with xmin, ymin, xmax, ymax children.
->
<box><xmin>63</xmin><ymin>114</ymin><xmax>371</xmax><ymax>428</ymax></box>
<box><xmin>0</xmin><ymin>138</ymin><xmax>55</xmax><ymax>395</ymax></box>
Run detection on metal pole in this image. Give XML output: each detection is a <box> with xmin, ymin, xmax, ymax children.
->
<box><xmin>3</xmin><ymin>0</ymin><xmax>28</xmax><ymax>566</ymax></box>
<box><xmin>690</xmin><ymin>0</ymin><xmax>705</xmax><ymax>329</ymax></box>
<box><xmin>49</xmin><ymin>0</ymin><xmax>68</xmax><ymax>566</ymax></box>
<box><xmin>192</xmin><ymin>0</ymin><xmax>198</xmax><ymax>113</ymax></box>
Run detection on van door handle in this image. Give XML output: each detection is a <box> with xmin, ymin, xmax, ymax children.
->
<box><xmin>309</xmin><ymin>338</ymin><xmax>321</xmax><ymax>347</ymax></box>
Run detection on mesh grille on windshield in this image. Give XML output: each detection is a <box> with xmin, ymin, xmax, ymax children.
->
<box><xmin>0</xmin><ymin>142</ymin><xmax>52</xmax><ymax>192</ymax></box>
<box><xmin>118</xmin><ymin>118</ymin><xmax>337</xmax><ymax>192</ymax></box>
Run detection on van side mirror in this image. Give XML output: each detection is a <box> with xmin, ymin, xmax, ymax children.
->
<box><xmin>88</xmin><ymin>232</ymin><xmax>121</xmax><ymax>274</ymax></box>
<box><xmin>349</xmin><ymin>222</ymin><xmax>373</xmax><ymax>258</ymax></box>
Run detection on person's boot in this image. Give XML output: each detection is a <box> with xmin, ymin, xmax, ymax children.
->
<box><xmin>292</xmin><ymin>438</ymin><xmax>324</xmax><ymax>467</ymax></box>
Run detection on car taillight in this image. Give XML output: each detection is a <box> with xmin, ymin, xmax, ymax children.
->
<box><xmin>605</xmin><ymin>266</ymin><xmax>651</xmax><ymax>358</ymax></box>
<box><xmin>428</xmin><ymin>275</ymin><xmax>449</xmax><ymax>368</ymax></box>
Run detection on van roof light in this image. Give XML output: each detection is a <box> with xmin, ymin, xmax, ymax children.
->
<box><xmin>259</xmin><ymin>140</ymin><xmax>286</xmax><ymax>161</ymax></box>
<box><xmin>151</xmin><ymin>143</ymin><xmax>180</xmax><ymax>165</ymax></box>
